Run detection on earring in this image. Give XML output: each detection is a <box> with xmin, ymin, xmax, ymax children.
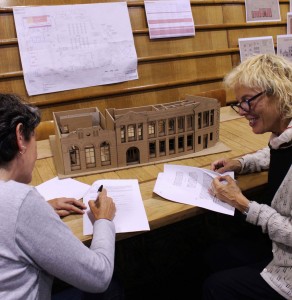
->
<box><xmin>19</xmin><ymin>146</ymin><xmax>27</xmax><ymax>155</ymax></box>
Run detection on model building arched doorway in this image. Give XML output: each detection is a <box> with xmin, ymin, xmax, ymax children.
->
<box><xmin>126</xmin><ymin>147</ymin><xmax>140</xmax><ymax>165</ymax></box>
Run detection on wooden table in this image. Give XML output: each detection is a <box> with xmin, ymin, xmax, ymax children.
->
<box><xmin>31</xmin><ymin>107</ymin><xmax>270</xmax><ymax>243</ymax></box>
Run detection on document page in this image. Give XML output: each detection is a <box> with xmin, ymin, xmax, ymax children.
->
<box><xmin>83</xmin><ymin>179</ymin><xmax>150</xmax><ymax>235</ymax></box>
<box><xmin>238</xmin><ymin>36</ymin><xmax>275</xmax><ymax>62</ymax></box>
<box><xmin>36</xmin><ymin>177</ymin><xmax>90</xmax><ymax>201</ymax></box>
<box><xmin>13</xmin><ymin>3</ymin><xmax>138</xmax><ymax>96</ymax></box>
<box><xmin>145</xmin><ymin>0</ymin><xmax>195</xmax><ymax>39</ymax></box>
<box><xmin>245</xmin><ymin>0</ymin><xmax>280</xmax><ymax>23</ymax></box>
<box><xmin>153</xmin><ymin>164</ymin><xmax>235</xmax><ymax>215</ymax></box>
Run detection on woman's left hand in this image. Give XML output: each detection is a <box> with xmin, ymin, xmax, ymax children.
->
<box><xmin>48</xmin><ymin>198</ymin><xmax>87</xmax><ymax>217</ymax></box>
<box><xmin>210</xmin><ymin>175</ymin><xmax>250</xmax><ymax>212</ymax></box>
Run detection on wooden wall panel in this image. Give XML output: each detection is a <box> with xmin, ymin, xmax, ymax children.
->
<box><xmin>0</xmin><ymin>0</ymin><xmax>290</xmax><ymax>121</ymax></box>
<box><xmin>1</xmin><ymin>45</ymin><xmax>21</xmax><ymax>72</ymax></box>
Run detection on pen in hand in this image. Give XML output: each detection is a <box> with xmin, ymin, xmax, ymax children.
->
<box><xmin>98</xmin><ymin>185</ymin><xmax>103</xmax><ymax>192</ymax></box>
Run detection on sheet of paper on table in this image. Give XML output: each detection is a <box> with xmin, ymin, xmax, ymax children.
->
<box><xmin>35</xmin><ymin>177</ymin><xmax>90</xmax><ymax>201</ymax></box>
<box><xmin>83</xmin><ymin>179</ymin><xmax>150</xmax><ymax>235</ymax></box>
<box><xmin>153</xmin><ymin>164</ymin><xmax>235</xmax><ymax>216</ymax></box>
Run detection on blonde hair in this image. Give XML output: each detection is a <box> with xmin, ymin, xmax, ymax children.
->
<box><xmin>224</xmin><ymin>54</ymin><xmax>292</xmax><ymax>119</ymax></box>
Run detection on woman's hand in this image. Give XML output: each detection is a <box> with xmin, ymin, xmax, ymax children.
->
<box><xmin>88</xmin><ymin>188</ymin><xmax>116</xmax><ymax>221</ymax></box>
<box><xmin>211</xmin><ymin>158</ymin><xmax>242</xmax><ymax>174</ymax></box>
<box><xmin>210</xmin><ymin>175</ymin><xmax>250</xmax><ymax>213</ymax></box>
<box><xmin>48</xmin><ymin>197</ymin><xmax>87</xmax><ymax>217</ymax></box>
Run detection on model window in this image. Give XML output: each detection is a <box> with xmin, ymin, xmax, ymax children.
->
<box><xmin>203</xmin><ymin>134</ymin><xmax>208</xmax><ymax>149</ymax></box>
<box><xmin>198</xmin><ymin>113</ymin><xmax>202</xmax><ymax>129</ymax></box>
<box><xmin>169</xmin><ymin>138</ymin><xmax>175</xmax><ymax>154</ymax></box>
<box><xmin>85</xmin><ymin>145</ymin><xmax>96</xmax><ymax>168</ymax></box>
<box><xmin>138</xmin><ymin>123</ymin><xmax>143</xmax><ymax>140</ymax></box>
<box><xmin>198</xmin><ymin>135</ymin><xmax>201</xmax><ymax>144</ymax></box>
<box><xmin>100</xmin><ymin>142</ymin><xmax>111</xmax><ymax>166</ymax></box>
<box><xmin>178</xmin><ymin>136</ymin><xmax>184</xmax><ymax>152</ymax></box>
<box><xmin>210</xmin><ymin>109</ymin><xmax>214</xmax><ymax>126</ymax></box>
<box><xmin>203</xmin><ymin>111</ymin><xmax>209</xmax><ymax>127</ymax></box>
<box><xmin>178</xmin><ymin>116</ymin><xmax>184</xmax><ymax>132</ymax></box>
<box><xmin>148</xmin><ymin>122</ymin><xmax>155</xmax><ymax>137</ymax></box>
<box><xmin>69</xmin><ymin>145</ymin><xmax>81</xmax><ymax>170</ymax></box>
<box><xmin>128</xmin><ymin>124</ymin><xmax>136</xmax><ymax>142</ymax></box>
<box><xmin>62</xmin><ymin>125</ymin><xmax>69</xmax><ymax>134</ymax></box>
<box><xmin>210</xmin><ymin>132</ymin><xmax>213</xmax><ymax>141</ymax></box>
<box><xmin>187</xmin><ymin>134</ymin><xmax>193</xmax><ymax>150</ymax></box>
<box><xmin>158</xmin><ymin>120</ymin><xmax>166</xmax><ymax>136</ymax></box>
<box><xmin>149</xmin><ymin>141</ymin><xmax>156</xmax><ymax>158</ymax></box>
<box><xmin>186</xmin><ymin>115</ymin><xmax>193</xmax><ymax>130</ymax></box>
<box><xmin>121</xmin><ymin>126</ymin><xmax>126</xmax><ymax>143</ymax></box>
<box><xmin>168</xmin><ymin>118</ymin><xmax>175</xmax><ymax>134</ymax></box>
<box><xmin>159</xmin><ymin>140</ymin><xmax>166</xmax><ymax>156</ymax></box>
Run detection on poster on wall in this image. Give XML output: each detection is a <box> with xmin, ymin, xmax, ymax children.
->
<box><xmin>144</xmin><ymin>0</ymin><xmax>195</xmax><ymax>39</ymax></box>
<box><xmin>245</xmin><ymin>0</ymin><xmax>281</xmax><ymax>23</ymax></box>
<box><xmin>238</xmin><ymin>36</ymin><xmax>275</xmax><ymax>62</ymax></box>
<box><xmin>13</xmin><ymin>3</ymin><xmax>138</xmax><ymax>96</ymax></box>
<box><xmin>277</xmin><ymin>35</ymin><xmax>292</xmax><ymax>62</ymax></box>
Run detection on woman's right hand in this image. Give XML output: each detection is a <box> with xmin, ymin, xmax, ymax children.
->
<box><xmin>211</xmin><ymin>158</ymin><xmax>242</xmax><ymax>174</ymax></box>
<box><xmin>88</xmin><ymin>188</ymin><xmax>116</xmax><ymax>221</ymax></box>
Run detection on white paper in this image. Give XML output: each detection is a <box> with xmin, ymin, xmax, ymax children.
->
<box><xmin>83</xmin><ymin>179</ymin><xmax>150</xmax><ymax>235</ymax></box>
<box><xmin>287</xmin><ymin>13</ymin><xmax>292</xmax><ymax>34</ymax></box>
<box><xmin>238</xmin><ymin>36</ymin><xmax>275</xmax><ymax>62</ymax></box>
<box><xmin>153</xmin><ymin>164</ymin><xmax>235</xmax><ymax>216</ymax></box>
<box><xmin>13</xmin><ymin>3</ymin><xmax>138</xmax><ymax>96</ymax></box>
<box><xmin>277</xmin><ymin>35</ymin><xmax>292</xmax><ymax>61</ymax></box>
<box><xmin>35</xmin><ymin>177</ymin><xmax>90</xmax><ymax>201</ymax></box>
<box><xmin>245</xmin><ymin>0</ymin><xmax>281</xmax><ymax>23</ymax></box>
<box><xmin>144</xmin><ymin>0</ymin><xmax>195</xmax><ymax>39</ymax></box>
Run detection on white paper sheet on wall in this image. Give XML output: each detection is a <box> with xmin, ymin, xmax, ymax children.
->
<box><xmin>277</xmin><ymin>34</ymin><xmax>292</xmax><ymax>62</ymax></box>
<box><xmin>245</xmin><ymin>0</ymin><xmax>281</xmax><ymax>23</ymax></box>
<box><xmin>238</xmin><ymin>36</ymin><xmax>275</xmax><ymax>62</ymax></box>
<box><xmin>13</xmin><ymin>3</ymin><xmax>138</xmax><ymax>96</ymax></box>
<box><xmin>145</xmin><ymin>0</ymin><xmax>195</xmax><ymax>39</ymax></box>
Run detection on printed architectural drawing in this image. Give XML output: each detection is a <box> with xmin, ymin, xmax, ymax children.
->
<box><xmin>52</xmin><ymin>95</ymin><xmax>220</xmax><ymax>177</ymax></box>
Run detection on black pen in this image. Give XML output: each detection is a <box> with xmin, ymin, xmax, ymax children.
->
<box><xmin>98</xmin><ymin>185</ymin><xmax>103</xmax><ymax>192</ymax></box>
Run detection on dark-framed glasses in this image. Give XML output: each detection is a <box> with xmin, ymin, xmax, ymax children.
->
<box><xmin>231</xmin><ymin>90</ymin><xmax>266</xmax><ymax>114</ymax></box>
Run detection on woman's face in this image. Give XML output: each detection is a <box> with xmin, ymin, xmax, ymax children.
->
<box><xmin>235</xmin><ymin>86</ymin><xmax>286</xmax><ymax>135</ymax></box>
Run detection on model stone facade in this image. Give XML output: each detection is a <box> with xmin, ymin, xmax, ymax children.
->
<box><xmin>52</xmin><ymin>95</ymin><xmax>220</xmax><ymax>176</ymax></box>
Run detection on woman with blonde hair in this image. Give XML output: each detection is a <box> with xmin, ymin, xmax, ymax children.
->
<box><xmin>203</xmin><ymin>54</ymin><xmax>292</xmax><ymax>300</ymax></box>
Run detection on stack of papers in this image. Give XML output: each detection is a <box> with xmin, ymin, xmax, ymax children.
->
<box><xmin>153</xmin><ymin>164</ymin><xmax>235</xmax><ymax>215</ymax></box>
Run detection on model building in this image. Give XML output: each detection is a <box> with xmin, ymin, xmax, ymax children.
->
<box><xmin>52</xmin><ymin>95</ymin><xmax>220</xmax><ymax>176</ymax></box>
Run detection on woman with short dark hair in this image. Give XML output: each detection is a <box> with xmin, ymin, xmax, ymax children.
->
<box><xmin>0</xmin><ymin>93</ymin><xmax>122</xmax><ymax>300</ymax></box>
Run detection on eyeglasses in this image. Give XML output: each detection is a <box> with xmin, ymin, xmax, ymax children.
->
<box><xmin>231</xmin><ymin>90</ymin><xmax>266</xmax><ymax>114</ymax></box>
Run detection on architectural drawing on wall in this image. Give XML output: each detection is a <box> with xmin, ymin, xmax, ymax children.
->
<box><xmin>13</xmin><ymin>3</ymin><xmax>138</xmax><ymax>96</ymax></box>
<box><xmin>51</xmin><ymin>96</ymin><xmax>220</xmax><ymax>177</ymax></box>
<box><xmin>144</xmin><ymin>0</ymin><xmax>195</xmax><ymax>39</ymax></box>
<box><xmin>245</xmin><ymin>0</ymin><xmax>281</xmax><ymax>23</ymax></box>
<box><xmin>238</xmin><ymin>36</ymin><xmax>275</xmax><ymax>62</ymax></box>
<box><xmin>277</xmin><ymin>35</ymin><xmax>292</xmax><ymax>61</ymax></box>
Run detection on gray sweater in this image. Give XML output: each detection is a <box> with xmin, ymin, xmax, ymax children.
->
<box><xmin>241</xmin><ymin>122</ymin><xmax>292</xmax><ymax>299</ymax></box>
<box><xmin>0</xmin><ymin>180</ymin><xmax>115</xmax><ymax>300</ymax></box>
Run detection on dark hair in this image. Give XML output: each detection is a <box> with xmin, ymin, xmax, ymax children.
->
<box><xmin>0</xmin><ymin>94</ymin><xmax>41</xmax><ymax>165</ymax></box>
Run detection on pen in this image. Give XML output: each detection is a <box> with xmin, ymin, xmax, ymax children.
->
<box><xmin>98</xmin><ymin>185</ymin><xmax>103</xmax><ymax>192</ymax></box>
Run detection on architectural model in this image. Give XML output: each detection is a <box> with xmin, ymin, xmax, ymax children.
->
<box><xmin>52</xmin><ymin>95</ymin><xmax>220</xmax><ymax>177</ymax></box>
